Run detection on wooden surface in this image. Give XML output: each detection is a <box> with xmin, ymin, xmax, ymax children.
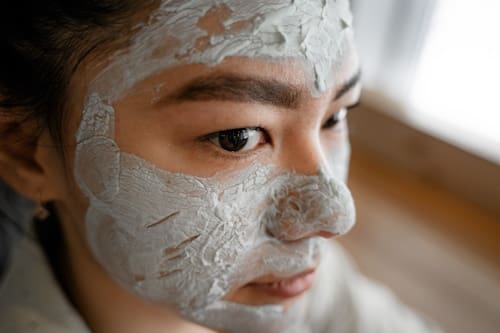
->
<box><xmin>339</xmin><ymin>143</ymin><xmax>500</xmax><ymax>333</ymax></box>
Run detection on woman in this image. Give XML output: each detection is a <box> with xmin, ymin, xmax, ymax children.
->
<box><xmin>0</xmin><ymin>0</ymin><xmax>439</xmax><ymax>332</ymax></box>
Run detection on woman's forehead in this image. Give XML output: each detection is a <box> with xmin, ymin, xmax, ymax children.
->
<box><xmin>113</xmin><ymin>54</ymin><xmax>360</xmax><ymax>112</ymax></box>
<box><xmin>89</xmin><ymin>0</ymin><xmax>354</xmax><ymax>102</ymax></box>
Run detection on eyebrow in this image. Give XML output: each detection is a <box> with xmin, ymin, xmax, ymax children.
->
<box><xmin>333</xmin><ymin>69</ymin><xmax>362</xmax><ymax>101</ymax></box>
<box><xmin>159</xmin><ymin>69</ymin><xmax>361</xmax><ymax>109</ymax></box>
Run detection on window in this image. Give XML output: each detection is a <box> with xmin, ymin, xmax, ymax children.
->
<box><xmin>352</xmin><ymin>0</ymin><xmax>500</xmax><ymax>163</ymax></box>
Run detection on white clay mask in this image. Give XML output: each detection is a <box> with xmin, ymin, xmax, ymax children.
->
<box><xmin>91</xmin><ymin>0</ymin><xmax>354</xmax><ymax>100</ymax></box>
<box><xmin>74</xmin><ymin>0</ymin><xmax>356</xmax><ymax>332</ymax></box>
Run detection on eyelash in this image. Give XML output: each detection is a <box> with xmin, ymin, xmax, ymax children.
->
<box><xmin>200</xmin><ymin>103</ymin><xmax>359</xmax><ymax>159</ymax></box>
<box><xmin>322</xmin><ymin>107</ymin><xmax>347</xmax><ymax>129</ymax></box>
<box><xmin>199</xmin><ymin>127</ymin><xmax>267</xmax><ymax>161</ymax></box>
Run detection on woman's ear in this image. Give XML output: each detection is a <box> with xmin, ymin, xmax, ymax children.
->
<box><xmin>0</xmin><ymin>114</ymin><xmax>57</xmax><ymax>202</ymax></box>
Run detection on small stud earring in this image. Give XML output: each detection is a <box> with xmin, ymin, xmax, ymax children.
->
<box><xmin>34</xmin><ymin>203</ymin><xmax>50</xmax><ymax>220</ymax></box>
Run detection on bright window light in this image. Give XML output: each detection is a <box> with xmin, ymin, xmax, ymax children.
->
<box><xmin>410</xmin><ymin>0</ymin><xmax>500</xmax><ymax>160</ymax></box>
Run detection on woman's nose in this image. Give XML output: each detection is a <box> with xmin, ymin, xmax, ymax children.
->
<box><xmin>263</xmin><ymin>135</ymin><xmax>356</xmax><ymax>242</ymax></box>
<box><xmin>277</xmin><ymin>130</ymin><xmax>327</xmax><ymax>176</ymax></box>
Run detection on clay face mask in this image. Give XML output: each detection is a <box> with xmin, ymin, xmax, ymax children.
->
<box><xmin>91</xmin><ymin>0</ymin><xmax>354</xmax><ymax>99</ymax></box>
<box><xmin>74</xmin><ymin>1</ymin><xmax>356</xmax><ymax>332</ymax></box>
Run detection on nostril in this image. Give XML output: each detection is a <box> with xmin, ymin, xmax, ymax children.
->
<box><xmin>264</xmin><ymin>219</ymin><xmax>339</xmax><ymax>242</ymax></box>
<box><xmin>265</xmin><ymin>225</ymin><xmax>275</xmax><ymax>238</ymax></box>
<box><xmin>282</xmin><ymin>231</ymin><xmax>339</xmax><ymax>243</ymax></box>
<box><xmin>290</xmin><ymin>201</ymin><xmax>300</xmax><ymax>211</ymax></box>
<box><xmin>317</xmin><ymin>231</ymin><xmax>338</xmax><ymax>239</ymax></box>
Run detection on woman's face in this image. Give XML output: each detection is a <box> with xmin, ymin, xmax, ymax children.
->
<box><xmin>55</xmin><ymin>1</ymin><xmax>361</xmax><ymax>332</ymax></box>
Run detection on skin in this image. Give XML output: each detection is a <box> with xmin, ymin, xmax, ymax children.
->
<box><xmin>0</xmin><ymin>27</ymin><xmax>360</xmax><ymax>333</ymax></box>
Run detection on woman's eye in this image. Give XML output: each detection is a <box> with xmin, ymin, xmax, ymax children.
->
<box><xmin>322</xmin><ymin>108</ymin><xmax>348</xmax><ymax>129</ymax></box>
<box><xmin>208</xmin><ymin>128</ymin><xmax>266</xmax><ymax>152</ymax></box>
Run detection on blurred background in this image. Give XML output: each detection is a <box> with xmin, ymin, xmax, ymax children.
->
<box><xmin>340</xmin><ymin>1</ymin><xmax>500</xmax><ymax>332</ymax></box>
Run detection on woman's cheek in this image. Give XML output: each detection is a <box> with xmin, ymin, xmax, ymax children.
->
<box><xmin>322</xmin><ymin>125</ymin><xmax>351</xmax><ymax>182</ymax></box>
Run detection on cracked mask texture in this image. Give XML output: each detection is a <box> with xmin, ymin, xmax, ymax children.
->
<box><xmin>76</xmin><ymin>94</ymin><xmax>355</xmax><ymax>332</ymax></box>
<box><xmin>90</xmin><ymin>0</ymin><xmax>353</xmax><ymax>100</ymax></box>
<box><xmin>74</xmin><ymin>0</ymin><xmax>356</xmax><ymax>332</ymax></box>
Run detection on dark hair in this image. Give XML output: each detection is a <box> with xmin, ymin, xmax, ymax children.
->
<box><xmin>0</xmin><ymin>0</ymin><xmax>157</xmax><ymax>143</ymax></box>
<box><xmin>0</xmin><ymin>0</ymin><xmax>155</xmax><ymax>279</ymax></box>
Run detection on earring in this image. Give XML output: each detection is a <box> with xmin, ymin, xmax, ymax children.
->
<box><xmin>34</xmin><ymin>189</ymin><xmax>50</xmax><ymax>220</ymax></box>
<box><xmin>34</xmin><ymin>203</ymin><xmax>50</xmax><ymax>220</ymax></box>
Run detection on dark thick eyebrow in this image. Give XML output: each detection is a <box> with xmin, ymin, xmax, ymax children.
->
<box><xmin>333</xmin><ymin>69</ymin><xmax>362</xmax><ymax>101</ymax></box>
<box><xmin>164</xmin><ymin>74</ymin><xmax>302</xmax><ymax>109</ymax></box>
<box><xmin>158</xmin><ymin>69</ymin><xmax>361</xmax><ymax>109</ymax></box>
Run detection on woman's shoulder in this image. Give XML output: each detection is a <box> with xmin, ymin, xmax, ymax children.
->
<box><xmin>0</xmin><ymin>234</ymin><xmax>89</xmax><ymax>333</ymax></box>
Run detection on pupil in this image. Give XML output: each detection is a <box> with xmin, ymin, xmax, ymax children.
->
<box><xmin>218</xmin><ymin>129</ymin><xmax>249</xmax><ymax>151</ymax></box>
<box><xmin>324</xmin><ymin>114</ymin><xmax>339</xmax><ymax>128</ymax></box>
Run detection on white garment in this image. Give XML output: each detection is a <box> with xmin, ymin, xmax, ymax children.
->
<box><xmin>0</xmin><ymin>234</ymin><xmax>440</xmax><ymax>333</ymax></box>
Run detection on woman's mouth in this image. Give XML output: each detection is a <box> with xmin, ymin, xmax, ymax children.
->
<box><xmin>244</xmin><ymin>268</ymin><xmax>317</xmax><ymax>299</ymax></box>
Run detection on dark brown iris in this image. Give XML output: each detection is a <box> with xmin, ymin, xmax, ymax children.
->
<box><xmin>217</xmin><ymin>128</ymin><xmax>250</xmax><ymax>152</ymax></box>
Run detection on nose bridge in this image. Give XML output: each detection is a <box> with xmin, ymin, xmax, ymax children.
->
<box><xmin>264</xmin><ymin>171</ymin><xmax>356</xmax><ymax>242</ymax></box>
<box><xmin>280</xmin><ymin>129</ymin><xmax>330</xmax><ymax>176</ymax></box>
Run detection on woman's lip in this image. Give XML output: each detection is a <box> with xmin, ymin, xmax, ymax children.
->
<box><xmin>244</xmin><ymin>268</ymin><xmax>317</xmax><ymax>298</ymax></box>
<box><xmin>248</xmin><ymin>267</ymin><xmax>316</xmax><ymax>284</ymax></box>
